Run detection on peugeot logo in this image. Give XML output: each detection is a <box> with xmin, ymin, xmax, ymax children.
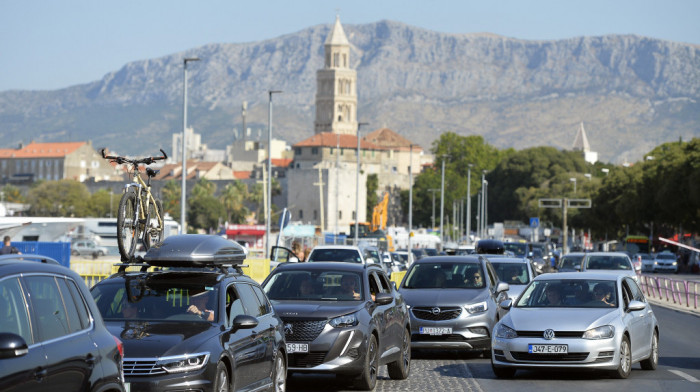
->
<box><xmin>284</xmin><ymin>323</ymin><xmax>294</xmax><ymax>335</ymax></box>
<box><xmin>431</xmin><ymin>307</ymin><xmax>441</xmax><ymax>315</ymax></box>
<box><xmin>543</xmin><ymin>329</ymin><xmax>555</xmax><ymax>340</ymax></box>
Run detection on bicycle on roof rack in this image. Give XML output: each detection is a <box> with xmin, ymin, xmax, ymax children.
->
<box><xmin>101</xmin><ymin>148</ymin><xmax>168</xmax><ymax>261</ymax></box>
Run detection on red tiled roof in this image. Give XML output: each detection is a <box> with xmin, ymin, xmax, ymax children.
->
<box><xmin>271</xmin><ymin>158</ymin><xmax>293</xmax><ymax>168</ymax></box>
<box><xmin>364</xmin><ymin>128</ymin><xmax>422</xmax><ymax>151</ymax></box>
<box><xmin>0</xmin><ymin>141</ymin><xmax>86</xmax><ymax>158</ymax></box>
<box><xmin>234</xmin><ymin>171</ymin><xmax>251</xmax><ymax>179</ymax></box>
<box><xmin>294</xmin><ymin>132</ymin><xmax>382</xmax><ymax>150</ymax></box>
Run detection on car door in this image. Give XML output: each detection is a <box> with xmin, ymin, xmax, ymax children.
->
<box><xmin>374</xmin><ymin>271</ymin><xmax>404</xmax><ymax>349</ymax></box>
<box><xmin>233</xmin><ymin>283</ymin><xmax>272</xmax><ymax>390</ymax></box>
<box><xmin>0</xmin><ymin>276</ymin><xmax>48</xmax><ymax>392</ymax></box>
<box><xmin>368</xmin><ymin>271</ymin><xmax>395</xmax><ymax>354</ymax></box>
<box><xmin>25</xmin><ymin>274</ymin><xmax>99</xmax><ymax>392</ymax></box>
<box><xmin>622</xmin><ymin>278</ymin><xmax>653</xmax><ymax>360</ymax></box>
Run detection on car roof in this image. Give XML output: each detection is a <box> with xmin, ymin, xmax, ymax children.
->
<box><xmin>310</xmin><ymin>245</ymin><xmax>360</xmax><ymax>251</ymax></box>
<box><xmin>413</xmin><ymin>255</ymin><xmax>481</xmax><ymax>264</ymax></box>
<box><xmin>535</xmin><ymin>271</ymin><xmax>621</xmax><ymax>281</ymax></box>
<box><xmin>486</xmin><ymin>257</ymin><xmax>530</xmax><ymax>263</ymax></box>
<box><xmin>584</xmin><ymin>252</ymin><xmax>629</xmax><ymax>257</ymax></box>
<box><xmin>97</xmin><ymin>268</ymin><xmax>257</xmax><ymax>286</ymax></box>
<box><xmin>0</xmin><ymin>255</ymin><xmax>78</xmax><ymax>278</ymax></box>
<box><xmin>272</xmin><ymin>261</ymin><xmax>380</xmax><ymax>272</ymax></box>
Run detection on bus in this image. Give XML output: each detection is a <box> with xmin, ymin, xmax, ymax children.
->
<box><xmin>624</xmin><ymin>235</ymin><xmax>650</xmax><ymax>255</ymax></box>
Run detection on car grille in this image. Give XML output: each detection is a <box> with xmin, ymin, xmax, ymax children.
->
<box><xmin>123</xmin><ymin>359</ymin><xmax>166</xmax><ymax>376</ymax></box>
<box><xmin>412</xmin><ymin>306</ymin><xmax>462</xmax><ymax>321</ymax></box>
<box><xmin>288</xmin><ymin>352</ymin><xmax>327</xmax><ymax>368</ymax></box>
<box><xmin>515</xmin><ymin>330</ymin><xmax>584</xmax><ymax>338</ymax></box>
<box><xmin>510</xmin><ymin>352</ymin><xmax>590</xmax><ymax>362</ymax></box>
<box><xmin>283</xmin><ymin>320</ymin><xmax>327</xmax><ymax>342</ymax></box>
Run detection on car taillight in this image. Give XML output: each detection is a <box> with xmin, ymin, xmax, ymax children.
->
<box><xmin>113</xmin><ymin>335</ymin><xmax>124</xmax><ymax>357</ymax></box>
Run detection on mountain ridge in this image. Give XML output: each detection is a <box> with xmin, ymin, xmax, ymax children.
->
<box><xmin>1</xmin><ymin>20</ymin><xmax>698</xmax><ymax>163</ymax></box>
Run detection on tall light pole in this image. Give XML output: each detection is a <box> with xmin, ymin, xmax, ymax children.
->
<box><xmin>440</xmin><ymin>157</ymin><xmax>446</xmax><ymax>245</ymax></box>
<box><xmin>266</xmin><ymin>90</ymin><xmax>282</xmax><ymax>258</ymax></box>
<box><xmin>428</xmin><ymin>189</ymin><xmax>439</xmax><ymax>229</ymax></box>
<box><xmin>355</xmin><ymin>122</ymin><xmax>369</xmax><ymax>245</ymax></box>
<box><xmin>481</xmin><ymin>170</ymin><xmax>487</xmax><ymax>238</ymax></box>
<box><xmin>180</xmin><ymin>57</ymin><xmax>200</xmax><ymax>234</ymax></box>
<box><xmin>466</xmin><ymin>164</ymin><xmax>473</xmax><ymax>244</ymax></box>
<box><xmin>408</xmin><ymin>144</ymin><xmax>414</xmax><ymax>251</ymax></box>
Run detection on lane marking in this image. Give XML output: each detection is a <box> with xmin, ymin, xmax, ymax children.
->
<box><xmin>669</xmin><ymin>369</ymin><xmax>699</xmax><ymax>382</ymax></box>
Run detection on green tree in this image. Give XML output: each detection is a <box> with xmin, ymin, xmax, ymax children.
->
<box><xmin>26</xmin><ymin>180</ymin><xmax>91</xmax><ymax>217</ymax></box>
<box><xmin>1</xmin><ymin>185</ymin><xmax>25</xmax><ymax>203</ymax></box>
<box><xmin>89</xmin><ymin>188</ymin><xmax>118</xmax><ymax>218</ymax></box>
<box><xmin>187</xmin><ymin>178</ymin><xmax>225</xmax><ymax>232</ymax></box>
<box><xmin>161</xmin><ymin>179</ymin><xmax>181</xmax><ymax>222</ymax></box>
<box><xmin>220</xmin><ymin>181</ymin><xmax>250</xmax><ymax>223</ymax></box>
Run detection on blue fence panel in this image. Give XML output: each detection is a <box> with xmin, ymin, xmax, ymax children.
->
<box><xmin>12</xmin><ymin>242</ymin><xmax>71</xmax><ymax>268</ymax></box>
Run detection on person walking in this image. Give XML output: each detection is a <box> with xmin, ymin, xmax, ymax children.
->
<box><xmin>0</xmin><ymin>236</ymin><xmax>21</xmax><ymax>255</ymax></box>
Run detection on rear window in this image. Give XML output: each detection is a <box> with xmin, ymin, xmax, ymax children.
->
<box><xmin>403</xmin><ymin>262</ymin><xmax>484</xmax><ymax>289</ymax></box>
<box><xmin>585</xmin><ymin>255</ymin><xmax>631</xmax><ymax>270</ymax></box>
<box><xmin>308</xmin><ymin>249</ymin><xmax>362</xmax><ymax>263</ymax></box>
<box><xmin>263</xmin><ymin>270</ymin><xmax>364</xmax><ymax>301</ymax></box>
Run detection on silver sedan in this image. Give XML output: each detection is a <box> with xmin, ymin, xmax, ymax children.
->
<box><xmin>491</xmin><ymin>272</ymin><xmax>659</xmax><ymax>379</ymax></box>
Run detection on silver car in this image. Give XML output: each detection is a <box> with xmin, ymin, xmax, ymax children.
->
<box><xmin>491</xmin><ymin>272</ymin><xmax>659</xmax><ymax>379</ymax></box>
<box><xmin>580</xmin><ymin>252</ymin><xmax>638</xmax><ymax>282</ymax></box>
<box><xmin>488</xmin><ymin>257</ymin><xmax>536</xmax><ymax>302</ymax></box>
<box><xmin>399</xmin><ymin>256</ymin><xmax>509</xmax><ymax>355</ymax></box>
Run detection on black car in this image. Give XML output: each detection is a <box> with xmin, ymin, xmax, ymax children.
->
<box><xmin>262</xmin><ymin>262</ymin><xmax>411</xmax><ymax>390</ymax></box>
<box><xmin>90</xmin><ymin>235</ymin><xmax>287</xmax><ymax>392</ymax></box>
<box><xmin>0</xmin><ymin>254</ymin><xmax>125</xmax><ymax>392</ymax></box>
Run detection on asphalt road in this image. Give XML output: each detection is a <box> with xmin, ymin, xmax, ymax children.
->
<box><xmin>286</xmin><ymin>302</ymin><xmax>700</xmax><ymax>392</ymax></box>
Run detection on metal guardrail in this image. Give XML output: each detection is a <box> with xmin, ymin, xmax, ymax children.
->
<box><xmin>638</xmin><ymin>274</ymin><xmax>699</xmax><ymax>311</ymax></box>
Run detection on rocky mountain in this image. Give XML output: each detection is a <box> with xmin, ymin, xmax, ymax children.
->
<box><xmin>1</xmin><ymin>20</ymin><xmax>698</xmax><ymax>163</ymax></box>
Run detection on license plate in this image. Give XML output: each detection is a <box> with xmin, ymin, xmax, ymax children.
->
<box><xmin>419</xmin><ymin>327</ymin><xmax>452</xmax><ymax>335</ymax></box>
<box><xmin>286</xmin><ymin>343</ymin><xmax>309</xmax><ymax>353</ymax></box>
<box><xmin>528</xmin><ymin>344</ymin><xmax>568</xmax><ymax>354</ymax></box>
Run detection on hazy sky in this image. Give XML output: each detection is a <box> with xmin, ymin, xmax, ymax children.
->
<box><xmin>2</xmin><ymin>0</ymin><xmax>698</xmax><ymax>92</ymax></box>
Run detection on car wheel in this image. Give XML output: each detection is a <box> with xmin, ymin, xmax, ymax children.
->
<box><xmin>71</xmin><ymin>250</ymin><xmax>79</xmax><ymax>256</ymax></box>
<box><xmin>640</xmin><ymin>331</ymin><xmax>659</xmax><ymax>370</ymax></box>
<box><xmin>98</xmin><ymin>250</ymin><xmax>105</xmax><ymax>257</ymax></box>
<box><xmin>213</xmin><ymin>361</ymin><xmax>229</xmax><ymax>392</ymax></box>
<box><xmin>491</xmin><ymin>355</ymin><xmax>516</xmax><ymax>378</ymax></box>
<box><xmin>355</xmin><ymin>334</ymin><xmax>378</xmax><ymax>390</ymax></box>
<box><xmin>387</xmin><ymin>327</ymin><xmax>411</xmax><ymax>380</ymax></box>
<box><xmin>612</xmin><ymin>335</ymin><xmax>632</xmax><ymax>379</ymax></box>
<box><xmin>271</xmin><ymin>349</ymin><xmax>287</xmax><ymax>391</ymax></box>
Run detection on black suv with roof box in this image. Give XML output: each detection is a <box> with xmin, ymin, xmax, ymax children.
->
<box><xmin>90</xmin><ymin>234</ymin><xmax>287</xmax><ymax>392</ymax></box>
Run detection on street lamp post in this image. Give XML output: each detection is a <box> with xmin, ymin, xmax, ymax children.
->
<box><xmin>480</xmin><ymin>170</ymin><xmax>487</xmax><ymax>238</ymax></box>
<box><xmin>466</xmin><ymin>164</ymin><xmax>473</xmax><ymax>244</ymax></box>
<box><xmin>440</xmin><ymin>158</ymin><xmax>446</xmax><ymax>245</ymax></box>
<box><xmin>180</xmin><ymin>57</ymin><xmax>200</xmax><ymax>234</ymax></box>
<box><xmin>428</xmin><ymin>189</ymin><xmax>439</xmax><ymax>229</ymax></box>
<box><xmin>355</xmin><ymin>122</ymin><xmax>369</xmax><ymax>246</ymax></box>
<box><xmin>266</xmin><ymin>90</ymin><xmax>282</xmax><ymax>258</ymax></box>
<box><xmin>408</xmin><ymin>144</ymin><xmax>414</xmax><ymax>251</ymax></box>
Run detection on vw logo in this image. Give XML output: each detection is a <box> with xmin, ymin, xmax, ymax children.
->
<box><xmin>284</xmin><ymin>323</ymin><xmax>294</xmax><ymax>335</ymax></box>
<box><xmin>543</xmin><ymin>329</ymin><xmax>555</xmax><ymax>340</ymax></box>
<box><xmin>431</xmin><ymin>307</ymin><xmax>441</xmax><ymax>315</ymax></box>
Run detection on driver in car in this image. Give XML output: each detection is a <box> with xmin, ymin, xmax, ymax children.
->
<box><xmin>187</xmin><ymin>291</ymin><xmax>215</xmax><ymax>321</ymax></box>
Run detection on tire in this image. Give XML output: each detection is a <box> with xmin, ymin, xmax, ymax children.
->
<box><xmin>271</xmin><ymin>349</ymin><xmax>287</xmax><ymax>392</ymax></box>
<box><xmin>387</xmin><ymin>328</ymin><xmax>411</xmax><ymax>380</ymax></box>
<box><xmin>144</xmin><ymin>198</ymin><xmax>164</xmax><ymax>249</ymax></box>
<box><xmin>611</xmin><ymin>335</ymin><xmax>632</xmax><ymax>379</ymax></box>
<box><xmin>71</xmin><ymin>250</ymin><xmax>79</xmax><ymax>256</ymax></box>
<box><xmin>213</xmin><ymin>361</ymin><xmax>229</xmax><ymax>392</ymax></box>
<box><xmin>117</xmin><ymin>190</ymin><xmax>139</xmax><ymax>260</ymax></box>
<box><xmin>491</xmin><ymin>356</ymin><xmax>516</xmax><ymax>378</ymax></box>
<box><xmin>640</xmin><ymin>331</ymin><xmax>659</xmax><ymax>370</ymax></box>
<box><xmin>355</xmin><ymin>334</ymin><xmax>378</xmax><ymax>390</ymax></box>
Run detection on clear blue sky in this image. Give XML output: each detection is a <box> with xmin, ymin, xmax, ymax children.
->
<box><xmin>1</xmin><ymin>0</ymin><xmax>698</xmax><ymax>92</ymax></box>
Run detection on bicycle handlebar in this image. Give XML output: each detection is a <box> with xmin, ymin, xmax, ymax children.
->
<box><xmin>101</xmin><ymin>148</ymin><xmax>168</xmax><ymax>165</ymax></box>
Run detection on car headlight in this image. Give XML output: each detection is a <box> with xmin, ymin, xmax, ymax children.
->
<box><xmin>494</xmin><ymin>323</ymin><xmax>518</xmax><ymax>339</ymax></box>
<box><xmin>672</xmin><ymin>261</ymin><xmax>677</xmax><ymax>266</ymax></box>
<box><xmin>329</xmin><ymin>313</ymin><xmax>359</xmax><ymax>328</ymax></box>
<box><xmin>582</xmin><ymin>325</ymin><xmax>615</xmax><ymax>340</ymax></box>
<box><xmin>158</xmin><ymin>352</ymin><xmax>210</xmax><ymax>374</ymax></box>
<box><xmin>465</xmin><ymin>301</ymin><xmax>488</xmax><ymax>314</ymax></box>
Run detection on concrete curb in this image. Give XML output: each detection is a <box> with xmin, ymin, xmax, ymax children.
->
<box><xmin>646</xmin><ymin>296</ymin><xmax>700</xmax><ymax>316</ymax></box>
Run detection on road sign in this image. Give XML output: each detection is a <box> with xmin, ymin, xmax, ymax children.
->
<box><xmin>530</xmin><ymin>217</ymin><xmax>540</xmax><ymax>228</ymax></box>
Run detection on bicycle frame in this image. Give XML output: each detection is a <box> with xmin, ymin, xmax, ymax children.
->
<box><xmin>123</xmin><ymin>169</ymin><xmax>162</xmax><ymax>233</ymax></box>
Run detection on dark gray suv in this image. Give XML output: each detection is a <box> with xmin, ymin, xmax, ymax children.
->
<box><xmin>0</xmin><ymin>254</ymin><xmax>125</xmax><ymax>392</ymax></box>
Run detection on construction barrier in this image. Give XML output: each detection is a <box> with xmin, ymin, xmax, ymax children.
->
<box><xmin>638</xmin><ymin>274</ymin><xmax>699</xmax><ymax>311</ymax></box>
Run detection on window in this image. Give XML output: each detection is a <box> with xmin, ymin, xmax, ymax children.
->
<box><xmin>339</xmin><ymin>211</ymin><xmax>342</xmax><ymax>220</ymax></box>
<box><xmin>299</xmin><ymin>210</ymin><xmax>303</xmax><ymax>219</ymax></box>
<box><xmin>0</xmin><ymin>277</ymin><xmax>32</xmax><ymax>344</ymax></box>
<box><xmin>237</xmin><ymin>284</ymin><xmax>265</xmax><ymax>318</ymax></box>
<box><xmin>26</xmin><ymin>276</ymin><xmax>74</xmax><ymax>342</ymax></box>
<box><xmin>312</xmin><ymin>147</ymin><xmax>319</xmax><ymax>155</ymax></box>
<box><xmin>226</xmin><ymin>285</ymin><xmax>244</xmax><ymax>326</ymax></box>
<box><xmin>251</xmin><ymin>286</ymin><xmax>271</xmax><ymax>315</ymax></box>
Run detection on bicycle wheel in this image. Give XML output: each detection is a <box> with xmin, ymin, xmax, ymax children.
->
<box><xmin>144</xmin><ymin>198</ymin><xmax>164</xmax><ymax>249</ymax></box>
<box><xmin>117</xmin><ymin>190</ymin><xmax>139</xmax><ymax>260</ymax></box>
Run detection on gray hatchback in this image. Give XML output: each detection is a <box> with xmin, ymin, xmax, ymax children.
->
<box><xmin>399</xmin><ymin>256</ymin><xmax>509</xmax><ymax>355</ymax></box>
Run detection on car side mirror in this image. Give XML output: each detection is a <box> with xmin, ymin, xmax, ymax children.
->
<box><xmin>374</xmin><ymin>292</ymin><xmax>393</xmax><ymax>305</ymax></box>
<box><xmin>231</xmin><ymin>314</ymin><xmax>259</xmax><ymax>331</ymax></box>
<box><xmin>627</xmin><ymin>300</ymin><xmax>646</xmax><ymax>312</ymax></box>
<box><xmin>0</xmin><ymin>333</ymin><xmax>29</xmax><ymax>359</ymax></box>
<box><xmin>496</xmin><ymin>282</ymin><xmax>510</xmax><ymax>294</ymax></box>
<box><xmin>499</xmin><ymin>299</ymin><xmax>513</xmax><ymax>310</ymax></box>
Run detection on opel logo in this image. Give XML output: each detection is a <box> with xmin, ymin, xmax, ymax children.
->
<box><xmin>431</xmin><ymin>307</ymin><xmax>441</xmax><ymax>315</ymax></box>
<box><xmin>543</xmin><ymin>329</ymin><xmax>555</xmax><ymax>340</ymax></box>
<box><xmin>284</xmin><ymin>323</ymin><xmax>294</xmax><ymax>335</ymax></box>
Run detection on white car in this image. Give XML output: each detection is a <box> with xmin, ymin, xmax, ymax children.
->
<box><xmin>487</xmin><ymin>257</ymin><xmax>537</xmax><ymax>302</ymax></box>
<box><xmin>580</xmin><ymin>252</ymin><xmax>638</xmax><ymax>282</ymax></box>
<box><xmin>652</xmin><ymin>251</ymin><xmax>678</xmax><ymax>273</ymax></box>
<box><xmin>492</xmin><ymin>272</ymin><xmax>659</xmax><ymax>379</ymax></box>
<box><xmin>71</xmin><ymin>240</ymin><xmax>109</xmax><ymax>258</ymax></box>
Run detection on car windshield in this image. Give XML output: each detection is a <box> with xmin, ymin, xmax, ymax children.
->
<box><xmin>91</xmin><ymin>279</ymin><xmax>219</xmax><ymax>322</ymax></box>
<box><xmin>307</xmin><ymin>249</ymin><xmax>362</xmax><ymax>263</ymax></box>
<box><xmin>585</xmin><ymin>255</ymin><xmax>632</xmax><ymax>270</ymax></box>
<box><xmin>492</xmin><ymin>262</ymin><xmax>529</xmax><ymax>285</ymax></box>
<box><xmin>264</xmin><ymin>270</ymin><xmax>364</xmax><ymax>301</ymax></box>
<box><xmin>655</xmin><ymin>253</ymin><xmax>675</xmax><ymax>260</ymax></box>
<box><xmin>402</xmin><ymin>262</ymin><xmax>485</xmax><ymax>289</ymax></box>
<box><xmin>503</xmin><ymin>243</ymin><xmax>528</xmax><ymax>257</ymax></box>
<box><xmin>559</xmin><ymin>255</ymin><xmax>583</xmax><ymax>269</ymax></box>
<box><xmin>515</xmin><ymin>279</ymin><xmax>618</xmax><ymax>308</ymax></box>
